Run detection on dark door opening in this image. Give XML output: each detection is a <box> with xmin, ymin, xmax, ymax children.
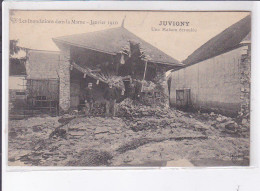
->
<box><xmin>176</xmin><ymin>89</ymin><xmax>191</xmax><ymax>110</ymax></box>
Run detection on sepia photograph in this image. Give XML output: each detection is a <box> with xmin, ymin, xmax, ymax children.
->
<box><xmin>8</xmin><ymin>10</ymin><xmax>251</xmax><ymax>167</ymax></box>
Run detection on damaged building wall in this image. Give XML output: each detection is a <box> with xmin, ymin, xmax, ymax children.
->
<box><xmin>154</xmin><ymin>67</ymin><xmax>170</xmax><ymax>108</ymax></box>
<box><xmin>59</xmin><ymin>49</ymin><xmax>71</xmax><ymax>111</ymax></box>
<box><xmin>169</xmin><ymin>45</ymin><xmax>250</xmax><ymax>117</ymax></box>
<box><xmin>239</xmin><ymin>44</ymin><xmax>251</xmax><ymax>124</ymax></box>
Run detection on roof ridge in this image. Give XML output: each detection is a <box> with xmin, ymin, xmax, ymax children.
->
<box><xmin>183</xmin><ymin>14</ymin><xmax>251</xmax><ymax>65</ymax></box>
<box><xmin>53</xmin><ymin>26</ymin><xmax>181</xmax><ymax>66</ymax></box>
<box><xmin>53</xmin><ymin>27</ymin><xmax>122</xmax><ymax>40</ymax></box>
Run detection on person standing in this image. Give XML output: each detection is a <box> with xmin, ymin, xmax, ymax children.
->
<box><xmin>84</xmin><ymin>82</ymin><xmax>94</xmax><ymax>116</ymax></box>
<box><xmin>104</xmin><ymin>83</ymin><xmax>118</xmax><ymax>117</ymax></box>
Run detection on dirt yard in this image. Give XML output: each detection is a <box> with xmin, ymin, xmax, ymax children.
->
<box><xmin>8</xmin><ymin>103</ymin><xmax>250</xmax><ymax>167</ymax></box>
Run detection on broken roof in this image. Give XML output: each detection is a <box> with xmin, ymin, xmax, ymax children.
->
<box><xmin>53</xmin><ymin>27</ymin><xmax>182</xmax><ymax>66</ymax></box>
<box><xmin>183</xmin><ymin>15</ymin><xmax>251</xmax><ymax>65</ymax></box>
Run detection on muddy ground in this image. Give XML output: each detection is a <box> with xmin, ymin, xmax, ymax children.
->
<box><xmin>8</xmin><ymin>104</ymin><xmax>250</xmax><ymax>167</ymax></box>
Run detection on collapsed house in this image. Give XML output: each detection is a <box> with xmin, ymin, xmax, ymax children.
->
<box><xmin>169</xmin><ymin>15</ymin><xmax>251</xmax><ymax>121</ymax></box>
<box><xmin>52</xmin><ymin>24</ymin><xmax>182</xmax><ymax>112</ymax></box>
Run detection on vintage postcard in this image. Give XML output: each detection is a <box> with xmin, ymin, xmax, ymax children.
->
<box><xmin>8</xmin><ymin>10</ymin><xmax>251</xmax><ymax>167</ymax></box>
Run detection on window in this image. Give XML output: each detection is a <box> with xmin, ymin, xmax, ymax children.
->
<box><xmin>176</xmin><ymin>89</ymin><xmax>191</xmax><ymax>108</ymax></box>
<box><xmin>176</xmin><ymin>90</ymin><xmax>184</xmax><ymax>102</ymax></box>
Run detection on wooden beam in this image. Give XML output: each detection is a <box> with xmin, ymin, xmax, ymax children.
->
<box><xmin>71</xmin><ymin>62</ymin><xmax>124</xmax><ymax>90</ymax></box>
<box><xmin>91</xmin><ymin>69</ymin><xmax>101</xmax><ymax>72</ymax></box>
<box><xmin>143</xmin><ymin>60</ymin><xmax>148</xmax><ymax>81</ymax></box>
<box><xmin>121</xmin><ymin>75</ymin><xmax>131</xmax><ymax>80</ymax></box>
<box><xmin>141</xmin><ymin>60</ymin><xmax>148</xmax><ymax>92</ymax></box>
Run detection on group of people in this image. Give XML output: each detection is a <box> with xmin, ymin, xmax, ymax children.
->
<box><xmin>82</xmin><ymin>82</ymin><xmax>118</xmax><ymax>117</ymax></box>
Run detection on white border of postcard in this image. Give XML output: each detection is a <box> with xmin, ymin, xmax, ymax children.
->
<box><xmin>2</xmin><ymin>1</ymin><xmax>260</xmax><ymax>191</ymax></box>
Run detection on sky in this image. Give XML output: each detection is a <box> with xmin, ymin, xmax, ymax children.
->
<box><xmin>10</xmin><ymin>11</ymin><xmax>250</xmax><ymax>62</ymax></box>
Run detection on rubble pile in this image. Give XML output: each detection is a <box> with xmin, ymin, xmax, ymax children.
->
<box><xmin>128</xmin><ymin>118</ymin><xmax>176</xmax><ymax>132</ymax></box>
<box><xmin>117</xmin><ymin>98</ymin><xmax>179</xmax><ymax>131</ymax></box>
<box><xmin>135</xmin><ymin>80</ymin><xmax>156</xmax><ymax>92</ymax></box>
<box><xmin>99</xmin><ymin>73</ymin><xmax>125</xmax><ymax>91</ymax></box>
<box><xmin>117</xmin><ymin>98</ymin><xmax>172</xmax><ymax>119</ymax></box>
<box><xmin>188</xmin><ymin>111</ymin><xmax>249</xmax><ymax>137</ymax></box>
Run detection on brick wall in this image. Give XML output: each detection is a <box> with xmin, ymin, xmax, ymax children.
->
<box><xmin>169</xmin><ymin>45</ymin><xmax>251</xmax><ymax>117</ymax></box>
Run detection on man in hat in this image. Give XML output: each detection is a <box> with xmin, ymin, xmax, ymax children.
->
<box><xmin>104</xmin><ymin>82</ymin><xmax>118</xmax><ymax>117</ymax></box>
<box><xmin>83</xmin><ymin>82</ymin><xmax>94</xmax><ymax>116</ymax></box>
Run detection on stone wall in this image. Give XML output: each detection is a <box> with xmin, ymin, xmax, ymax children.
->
<box><xmin>238</xmin><ymin>44</ymin><xmax>251</xmax><ymax>125</ymax></box>
<box><xmin>169</xmin><ymin>45</ymin><xmax>251</xmax><ymax>117</ymax></box>
<box><xmin>59</xmin><ymin>50</ymin><xmax>71</xmax><ymax>112</ymax></box>
<box><xmin>154</xmin><ymin>67</ymin><xmax>170</xmax><ymax>108</ymax></box>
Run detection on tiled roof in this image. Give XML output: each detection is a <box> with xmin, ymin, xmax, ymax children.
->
<box><xmin>53</xmin><ymin>27</ymin><xmax>182</xmax><ymax>66</ymax></box>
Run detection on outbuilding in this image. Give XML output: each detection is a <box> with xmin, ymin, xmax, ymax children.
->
<box><xmin>25</xmin><ymin>49</ymin><xmax>61</xmax><ymax>115</ymax></box>
<box><xmin>169</xmin><ymin>15</ymin><xmax>251</xmax><ymax>121</ymax></box>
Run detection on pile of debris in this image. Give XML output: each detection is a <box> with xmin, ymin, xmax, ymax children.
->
<box><xmin>135</xmin><ymin>80</ymin><xmax>156</xmax><ymax>92</ymax></box>
<box><xmin>117</xmin><ymin>98</ymin><xmax>170</xmax><ymax>119</ymax></box>
<box><xmin>128</xmin><ymin>118</ymin><xmax>176</xmax><ymax>132</ymax></box>
<box><xmin>98</xmin><ymin>73</ymin><xmax>125</xmax><ymax>91</ymax></box>
<box><xmin>189</xmin><ymin>111</ymin><xmax>249</xmax><ymax>136</ymax></box>
<box><xmin>117</xmin><ymin>98</ymin><xmax>178</xmax><ymax>132</ymax></box>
